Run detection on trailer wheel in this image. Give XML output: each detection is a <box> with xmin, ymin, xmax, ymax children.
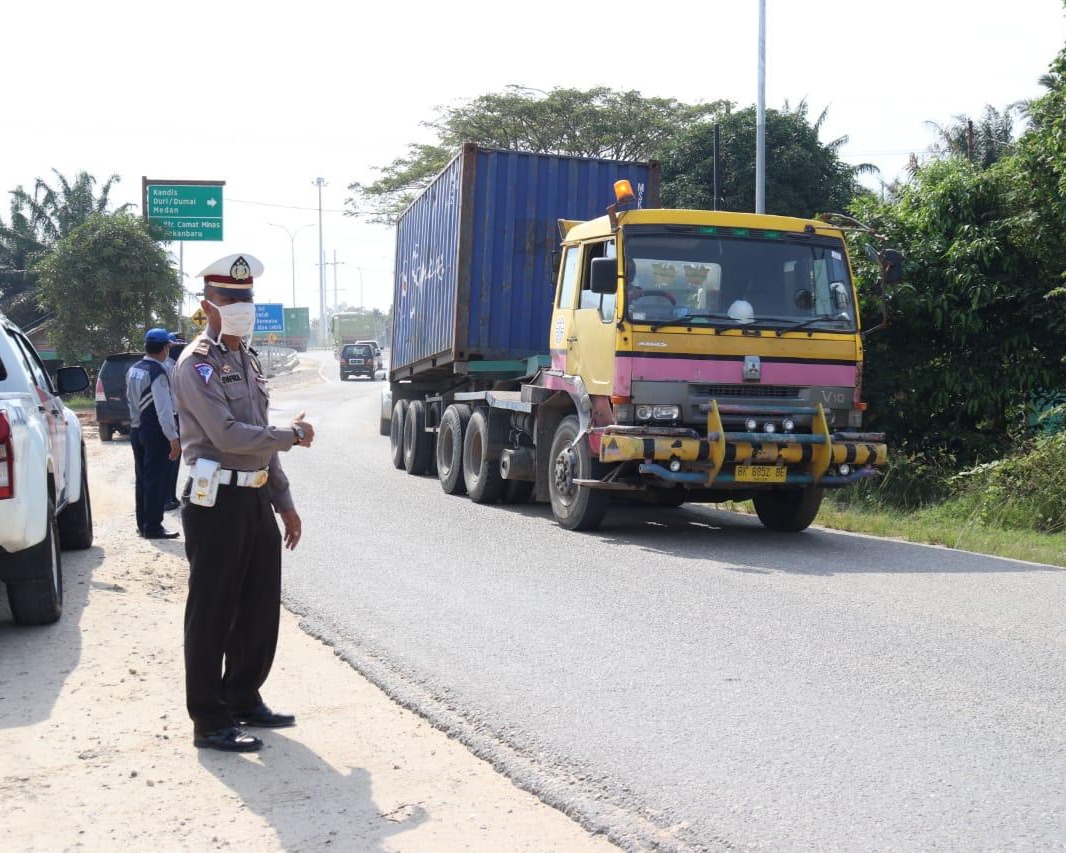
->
<box><xmin>403</xmin><ymin>399</ymin><xmax>431</xmax><ymax>475</ymax></box>
<box><xmin>389</xmin><ymin>400</ymin><xmax>408</xmax><ymax>470</ymax></box>
<box><xmin>437</xmin><ymin>404</ymin><xmax>470</xmax><ymax>495</ymax></box>
<box><xmin>753</xmin><ymin>487</ymin><xmax>824</xmax><ymax>532</ymax></box>
<box><xmin>463</xmin><ymin>409</ymin><xmax>504</xmax><ymax>503</ymax></box>
<box><xmin>548</xmin><ymin>415</ymin><xmax>608</xmax><ymax>531</ymax></box>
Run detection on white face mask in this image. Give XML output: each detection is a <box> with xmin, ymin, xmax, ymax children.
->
<box><xmin>209</xmin><ymin>301</ymin><xmax>256</xmax><ymax>338</ymax></box>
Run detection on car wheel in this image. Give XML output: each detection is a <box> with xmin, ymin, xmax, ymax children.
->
<box><xmin>99</xmin><ymin>424</ymin><xmax>114</xmax><ymax>442</ymax></box>
<box><xmin>463</xmin><ymin>408</ymin><xmax>505</xmax><ymax>503</ymax></box>
<box><xmin>436</xmin><ymin>404</ymin><xmax>470</xmax><ymax>495</ymax></box>
<box><xmin>389</xmin><ymin>400</ymin><xmax>408</xmax><ymax>469</ymax></box>
<box><xmin>402</xmin><ymin>399</ymin><xmax>431</xmax><ymax>475</ymax></box>
<box><xmin>548</xmin><ymin>415</ymin><xmax>608</xmax><ymax>531</ymax></box>
<box><xmin>7</xmin><ymin>499</ymin><xmax>63</xmax><ymax>625</ymax></box>
<box><xmin>58</xmin><ymin>447</ymin><xmax>93</xmax><ymax>550</ymax></box>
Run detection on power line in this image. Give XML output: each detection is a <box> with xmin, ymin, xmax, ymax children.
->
<box><xmin>228</xmin><ymin>196</ymin><xmax>376</xmax><ymax>216</ymax></box>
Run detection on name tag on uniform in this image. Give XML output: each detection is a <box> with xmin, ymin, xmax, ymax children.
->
<box><xmin>221</xmin><ymin>373</ymin><xmax>243</xmax><ymax>385</ymax></box>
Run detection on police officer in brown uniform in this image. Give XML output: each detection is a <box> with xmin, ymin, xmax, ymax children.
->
<box><xmin>173</xmin><ymin>253</ymin><xmax>315</xmax><ymax>752</ymax></box>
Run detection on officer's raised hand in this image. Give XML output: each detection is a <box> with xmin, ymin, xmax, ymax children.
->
<box><xmin>291</xmin><ymin>410</ymin><xmax>315</xmax><ymax>447</ymax></box>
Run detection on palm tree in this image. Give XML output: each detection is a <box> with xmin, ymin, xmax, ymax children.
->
<box><xmin>2</xmin><ymin>169</ymin><xmax>132</xmax><ymax>264</ymax></box>
<box><xmin>924</xmin><ymin>105</ymin><xmax>1020</xmax><ymax>169</ymax></box>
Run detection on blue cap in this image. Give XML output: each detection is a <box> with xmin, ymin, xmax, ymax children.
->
<box><xmin>144</xmin><ymin>327</ymin><xmax>174</xmax><ymax>345</ymax></box>
<box><xmin>167</xmin><ymin>332</ymin><xmax>186</xmax><ymax>344</ymax></box>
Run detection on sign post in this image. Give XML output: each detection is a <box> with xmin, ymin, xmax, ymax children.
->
<box><xmin>255</xmin><ymin>303</ymin><xmax>285</xmax><ymax>333</ymax></box>
<box><xmin>142</xmin><ymin>178</ymin><xmax>225</xmax><ymax>242</ymax></box>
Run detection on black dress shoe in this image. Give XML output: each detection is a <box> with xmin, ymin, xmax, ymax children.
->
<box><xmin>193</xmin><ymin>726</ymin><xmax>263</xmax><ymax>752</ymax></box>
<box><xmin>143</xmin><ymin>527</ymin><xmax>180</xmax><ymax>539</ymax></box>
<box><xmin>232</xmin><ymin>703</ymin><xmax>296</xmax><ymax>728</ymax></box>
<box><xmin>163</xmin><ymin>499</ymin><xmax>181</xmax><ymax>511</ymax></box>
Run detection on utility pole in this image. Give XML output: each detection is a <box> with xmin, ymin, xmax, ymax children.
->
<box><xmin>313</xmin><ymin>177</ymin><xmax>327</xmax><ymax>344</ymax></box>
<box><xmin>322</xmin><ymin>251</ymin><xmax>344</xmax><ymax>307</ymax></box>
<box><xmin>755</xmin><ymin>0</ymin><xmax>766</xmax><ymax>214</ymax></box>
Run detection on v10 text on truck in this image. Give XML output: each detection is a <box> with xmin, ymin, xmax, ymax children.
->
<box><xmin>383</xmin><ymin>144</ymin><xmax>901</xmax><ymax>532</ymax></box>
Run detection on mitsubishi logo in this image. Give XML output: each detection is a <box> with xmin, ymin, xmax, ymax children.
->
<box><xmin>743</xmin><ymin>355</ymin><xmax>761</xmax><ymax>382</ymax></box>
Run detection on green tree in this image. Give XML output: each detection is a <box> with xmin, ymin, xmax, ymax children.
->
<box><xmin>660</xmin><ymin>101</ymin><xmax>873</xmax><ymax>217</ymax></box>
<box><xmin>852</xmin><ymin>157</ymin><xmax>1065</xmax><ymax>463</ymax></box>
<box><xmin>34</xmin><ymin>214</ymin><xmax>180</xmax><ymax>361</ymax></box>
<box><xmin>348</xmin><ymin>86</ymin><xmax>725</xmax><ymax>222</ymax></box>
<box><xmin>1011</xmin><ymin>33</ymin><xmax>1066</xmax><ymax>298</ymax></box>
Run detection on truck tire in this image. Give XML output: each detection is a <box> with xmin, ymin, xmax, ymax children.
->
<box><xmin>548</xmin><ymin>415</ymin><xmax>608</xmax><ymax>531</ymax></box>
<box><xmin>99</xmin><ymin>424</ymin><xmax>114</xmax><ymax>442</ymax></box>
<box><xmin>389</xmin><ymin>400</ymin><xmax>408</xmax><ymax>469</ymax></box>
<box><xmin>437</xmin><ymin>404</ymin><xmax>470</xmax><ymax>495</ymax></box>
<box><xmin>463</xmin><ymin>409</ymin><xmax>504</xmax><ymax>503</ymax></box>
<box><xmin>500</xmin><ymin>479</ymin><xmax>534</xmax><ymax>504</ymax></box>
<box><xmin>753</xmin><ymin>487</ymin><xmax>824</xmax><ymax>532</ymax></box>
<box><xmin>58</xmin><ymin>448</ymin><xmax>93</xmax><ymax>550</ymax></box>
<box><xmin>7</xmin><ymin>499</ymin><xmax>63</xmax><ymax>625</ymax></box>
<box><xmin>403</xmin><ymin>399</ymin><xmax>431</xmax><ymax>475</ymax></box>
<box><xmin>379</xmin><ymin>411</ymin><xmax>390</xmax><ymax>437</ymax></box>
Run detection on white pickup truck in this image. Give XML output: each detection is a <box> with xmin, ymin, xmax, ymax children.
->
<box><xmin>0</xmin><ymin>311</ymin><xmax>93</xmax><ymax>625</ymax></box>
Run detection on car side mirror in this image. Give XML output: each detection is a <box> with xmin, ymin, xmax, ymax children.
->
<box><xmin>56</xmin><ymin>366</ymin><xmax>89</xmax><ymax>395</ymax></box>
<box><xmin>590</xmin><ymin>257</ymin><xmax>618</xmax><ymax>294</ymax></box>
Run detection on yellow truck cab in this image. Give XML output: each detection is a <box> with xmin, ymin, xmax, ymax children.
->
<box><xmin>537</xmin><ymin>195</ymin><xmax>895</xmax><ymax>531</ymax></box>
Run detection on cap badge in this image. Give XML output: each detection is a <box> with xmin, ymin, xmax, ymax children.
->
<box><xmin>230</xmin><ymin>256</ymin><xmax>251</xmax><ymax>281</ymax></box>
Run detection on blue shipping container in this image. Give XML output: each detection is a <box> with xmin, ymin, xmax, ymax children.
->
<box><xmin>390</xmin><ymin>144</ymin><xmax>660</xmax><ymax>380</ymax></box>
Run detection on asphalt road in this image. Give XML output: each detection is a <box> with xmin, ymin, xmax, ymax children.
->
<box><xmin>273</xmin><ymin>352</ymin><xmax>1066</xmax><ymax>851</ymax></box>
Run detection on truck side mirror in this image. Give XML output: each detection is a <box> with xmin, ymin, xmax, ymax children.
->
<box><xmin>881</xmin><ymin>249</ymin><xmax>903</xmax><ymax>286</ymax></box>
<box><xmin>590</xmin><ymin>257</ymin><xmax>618</xmax><ymax>294</ymax></box>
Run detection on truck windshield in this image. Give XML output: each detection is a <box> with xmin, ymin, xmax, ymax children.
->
<box><xmin>622</xmin><ymin>226</ymin><xmax>857</xmax><ymax>333</ymax></box>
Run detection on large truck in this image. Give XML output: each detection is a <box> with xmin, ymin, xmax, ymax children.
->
<box><xmin>331</xmin><ymin>312</ymin><xmax>362</xmax><ymax>356</ymax></box>
<box><xmin>383</xmin><ymin>144</ymin><xmax>900</xmax><ymax>532</ymax></box>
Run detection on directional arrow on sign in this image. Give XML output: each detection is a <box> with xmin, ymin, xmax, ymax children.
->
<box><xmin>206</xmin><ymin>198</ymin><xmax>217</xmax><ymax>207</ymax></box>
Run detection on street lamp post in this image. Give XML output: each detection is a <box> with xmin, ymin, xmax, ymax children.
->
<box><xmin>268</xmin><ymin>222</ymin><xmax>314</xmax><ymax>307</ymax></box>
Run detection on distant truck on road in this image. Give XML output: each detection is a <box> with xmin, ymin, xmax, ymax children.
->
<box><xmin>382</xmin><ymin>144</ymin><xmax>900</xmax><ymax>532</ymax></box>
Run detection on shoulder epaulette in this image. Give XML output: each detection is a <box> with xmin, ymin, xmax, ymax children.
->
<box><xmin>193</xmin><ymin>338</ymin><xmax>211</xmax><ymax>356</ymax></box>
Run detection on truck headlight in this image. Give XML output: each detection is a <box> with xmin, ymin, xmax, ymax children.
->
<box><xmin>652</xmin><ymin>405</ymin><xmax>680</xmax><ymax>420</ymax></box>
<box><xmin>636</xmin><ymin>405</ymin><xmax>653</xmax><ymax>421</ymax></box>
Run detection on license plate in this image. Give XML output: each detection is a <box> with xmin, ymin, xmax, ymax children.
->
<box><xmin>735</xmin><ymin>465</ymin><xmax>787</xmax><ymax>483</ymax></box>
<box><xmin>348</xmin><ymin>358</ymin><xmax>363</xmax><ymax>365</ymax></box>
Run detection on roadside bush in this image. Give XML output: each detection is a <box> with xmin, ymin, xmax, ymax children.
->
<box><xmin>953</xmin><ymin>430</ymin><xmax>1066</xmax><ymax>533</ymax></box>
<box><xmin>828</xmin><ymin>447</ymin><xmax>958</xmax><ymax>512</ymax></box>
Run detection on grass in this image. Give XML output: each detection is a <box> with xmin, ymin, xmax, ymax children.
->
<box><xmin>63</xmin><ymin>393</ymin><xmax>95</xmax><ymax>412</ymax></box>
<box><xmin>724</xmin><ymin>494</ymin><xmax>1066</xmax><ymax>568</ymax></box>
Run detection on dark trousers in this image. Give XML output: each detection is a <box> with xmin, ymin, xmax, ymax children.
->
<box><xmin>181</xmin><ymin>482</ymin><xmax>282</xmax><ymax>733</ymax></box>
<box><xmin>166</xmin><ymin>457</ymin><xmax>180</xmax><ymax>501</ymax></box>
<box><xmin>130</xmin><ymin>427</ymin><xmax>169</xmax><ymax>534</ymax></box>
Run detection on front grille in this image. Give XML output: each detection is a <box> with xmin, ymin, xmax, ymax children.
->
<box><xmin>694</xmin><ymin>384</ymin><xmax>797</xmax><ymax>399</ymax></box>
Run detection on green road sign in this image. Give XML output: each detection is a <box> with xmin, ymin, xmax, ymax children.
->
<box><xmin>145</xmin><ymin>181</ymin><xmax>224</xmax><ymax>242</ymax></box>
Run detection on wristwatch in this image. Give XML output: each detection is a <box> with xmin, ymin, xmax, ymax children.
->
<box><xmin>292</xmin><ymin>425</ymin><xmax>306</xmax><ymax>446</ymax></box>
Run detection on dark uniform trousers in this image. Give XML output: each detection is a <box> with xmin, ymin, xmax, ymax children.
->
<box><xmin>130</xmin><ymin>426</ymin><xmax>170</xmax><ymax>534</ymax></box>
<box><xmin>181</xmin><ymin>480</ymin><xmax>282</xmax><ymax>733</ymax></box>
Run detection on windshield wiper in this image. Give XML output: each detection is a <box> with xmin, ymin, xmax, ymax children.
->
<box><xmin>774</xmin><ymin>313</ymin><xmax>850</xmax><ymax>336</ymax></box>
<box><xmin>645</xmin><ymin>312</ymin><xmax>733</xmax><ymax>332</ymax></box>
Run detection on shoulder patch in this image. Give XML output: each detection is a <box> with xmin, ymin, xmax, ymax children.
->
<box><xmin>194</xmin><ymin>362</ymin><xmax>214</xmax><ymax>384</ymax></box>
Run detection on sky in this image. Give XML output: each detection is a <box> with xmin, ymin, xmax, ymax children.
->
<box><xmin>4</xmin><ymin>0</ymin><xmax>1065</xmax><ymax>325</ymax></box>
